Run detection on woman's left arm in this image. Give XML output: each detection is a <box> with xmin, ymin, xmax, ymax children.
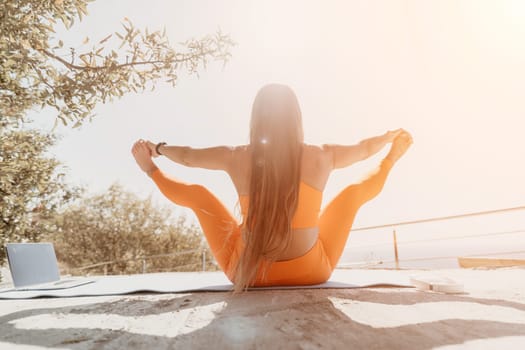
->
<box><xmin>324</xmin><ymin>129</ymin><xmax>403</xmax><ymax>169</ymax></box>
<box><xmin>148</xmin><ymin>142</ymin><xmax>235</xmax><ymax>171</ymax></box>
<box><xmin>358</xmin><ymin>129</ymin><xmax>402</xmax><ymax>160</ymax></box>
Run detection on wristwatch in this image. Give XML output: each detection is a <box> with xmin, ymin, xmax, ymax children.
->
<box><xmin>155</xmin><ymin>142</ymin><xmax>167</xmax><ymax>156</ymax></box>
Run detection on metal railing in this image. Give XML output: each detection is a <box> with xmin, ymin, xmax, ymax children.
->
<box><xmin>343</xmin><ymin>205</ymin><xmax>525</xmax><ymax>269</ymax></box>
<box><xmin>72</xmin><ymin>249</ymin><xmax>212</xmax><ymax>275</ymax></box>
<box><xmin>350</xmin><ymin>205</ymin><xmax>525</xmax><ymax>232</ymax></box>
<box><xmin>72</xmin><ymin>205</ymin><xmax>525</xmax><ymax>274</ymax></box>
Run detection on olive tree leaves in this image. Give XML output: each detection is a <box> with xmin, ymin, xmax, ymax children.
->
<box><xmin>0</xmin><ymin>0</ymin><xmax>234</xmax><ymax>128</ymax></box>
<box><xmin>0</xmin><ymin>1</ymin><xmax>232</xmax><ymax>279</ymax></box>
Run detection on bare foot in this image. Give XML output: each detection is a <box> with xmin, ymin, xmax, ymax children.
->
<box><xmin>386</xmin><ymin>131</ymin><xmax>413</xmax><ymax>163</ymax></box>
<box><xmin>131</xmin><ymin>140</ymin><xmax>157</xmax><ymax>175</ymax></box>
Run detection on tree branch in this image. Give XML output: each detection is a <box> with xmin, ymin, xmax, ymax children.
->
<box><xmin>40</xmin><ymin>48</ymin><xmax>215</xmax><ymax>72</ymax></box>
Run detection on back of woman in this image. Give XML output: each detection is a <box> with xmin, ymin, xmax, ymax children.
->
<box><xmin>132</xmin><ymin>83</ymin><xmax>412</xmax><ymax>292</ymax></box>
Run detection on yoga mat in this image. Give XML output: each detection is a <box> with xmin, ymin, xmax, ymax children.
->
<box><xmin>0</xmin><ymin>270</ymin><xmax>413</xmax><ymax>299</ymax></box>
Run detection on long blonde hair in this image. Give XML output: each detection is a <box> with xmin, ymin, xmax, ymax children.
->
<box><xmin>233</xmin><ymin>84</ymin><xmax>304</xmax><ymax>292</ymax></box>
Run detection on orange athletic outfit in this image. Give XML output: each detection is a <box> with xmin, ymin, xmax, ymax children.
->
<box><xmin>149</xmin><ymin>158</ymin><xmax>392</xmax><ymax>286</ymax></box>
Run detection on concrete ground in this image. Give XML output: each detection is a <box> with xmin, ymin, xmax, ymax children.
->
<box><xmin>0</xmin><ymin>268</ymin><xmax>524</xmax><ymax>349</ymax></box>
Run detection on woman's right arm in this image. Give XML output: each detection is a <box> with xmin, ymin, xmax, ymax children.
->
<box><xmin>323</xmin><ymin>129</ymin><xmax>403</xmax><ymax>169</ymax></box>
<box><xmin>147</xmin><ymin>141</ymin><xmax>235</xmax><ymax>171</ymax></box>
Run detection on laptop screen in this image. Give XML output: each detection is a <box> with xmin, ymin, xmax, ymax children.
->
<box><xmin>6</xmin><ymin>243</ymin><xmax>61</xmax><ymax>288</ymax></box>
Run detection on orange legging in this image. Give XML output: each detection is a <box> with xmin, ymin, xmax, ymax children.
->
<box><xmin>149</xmin><ymin>158</ymin><xmax>393</xmax><ymax>286</ymax></box>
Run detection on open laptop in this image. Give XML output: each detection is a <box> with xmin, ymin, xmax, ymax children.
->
<box><xmin>4</xmin><ymin>242</ymin><xmax>94</xmax><ymax>291</ymax></box>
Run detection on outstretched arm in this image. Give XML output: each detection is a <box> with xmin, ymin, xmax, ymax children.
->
<box><xmin>323</xmin><ymin>129</ymin><xmax>403</xmax><ymax>169</ymax></box>
<box><xmin>147</xmin><ymin>141</ymin><xmax>235</xmax><ymax>171</ymax></box>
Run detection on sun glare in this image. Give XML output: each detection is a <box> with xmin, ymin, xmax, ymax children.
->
<box><xmin>461</xmin><ymin>0</ymin><xmax>525</xmax><ymax>54</ymax></box>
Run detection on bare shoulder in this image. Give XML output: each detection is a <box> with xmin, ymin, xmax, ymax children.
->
<box><xmin>231</xmin><ymin>144</ymin><xmax>250</xmax><ymax>159</ymax></box>
<box><xmin>303</xmin><ymin>144</ymin><xmax>332</xmax><ymax>165</ymax></box>
<box><xmin>229</xmin><ymin>144</ymin><xmax>250</xmax><ymax>171</ymax></box>
<box><xmin>227</xmin><ymin>145</ymin><xmax>250</xmax><ymax>193</ymax></box>
<box><xmin>301</xmin><ymin>144</ymin><xmax>332</xmax><ymax>189</ymax></box>
<box><xmin>303</xmin><ymin>143</ymin><xmax>322</xmax><ymax>154</ymax></box>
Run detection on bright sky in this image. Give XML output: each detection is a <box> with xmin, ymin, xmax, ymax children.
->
<box><xmin>28</xmin><ymin>0</ymin><xmax>525</xmax><ymax>262</ymax></box>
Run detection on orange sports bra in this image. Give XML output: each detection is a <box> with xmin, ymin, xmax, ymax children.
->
<box><xmin>238</xmin><ymin>181</ymin><xmax>322</xmax><ymax>229</ymax></box>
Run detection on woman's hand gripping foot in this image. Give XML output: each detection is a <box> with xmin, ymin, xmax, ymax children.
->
<box><xmin>386</xmin><ymin>130</ymin><xmax>413</xmax><ymax>164</ymax></box>
<box><xmin>131</xmin><ymin>139</ymin><xmax>158</xmax><ymax>176</ymax></box>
